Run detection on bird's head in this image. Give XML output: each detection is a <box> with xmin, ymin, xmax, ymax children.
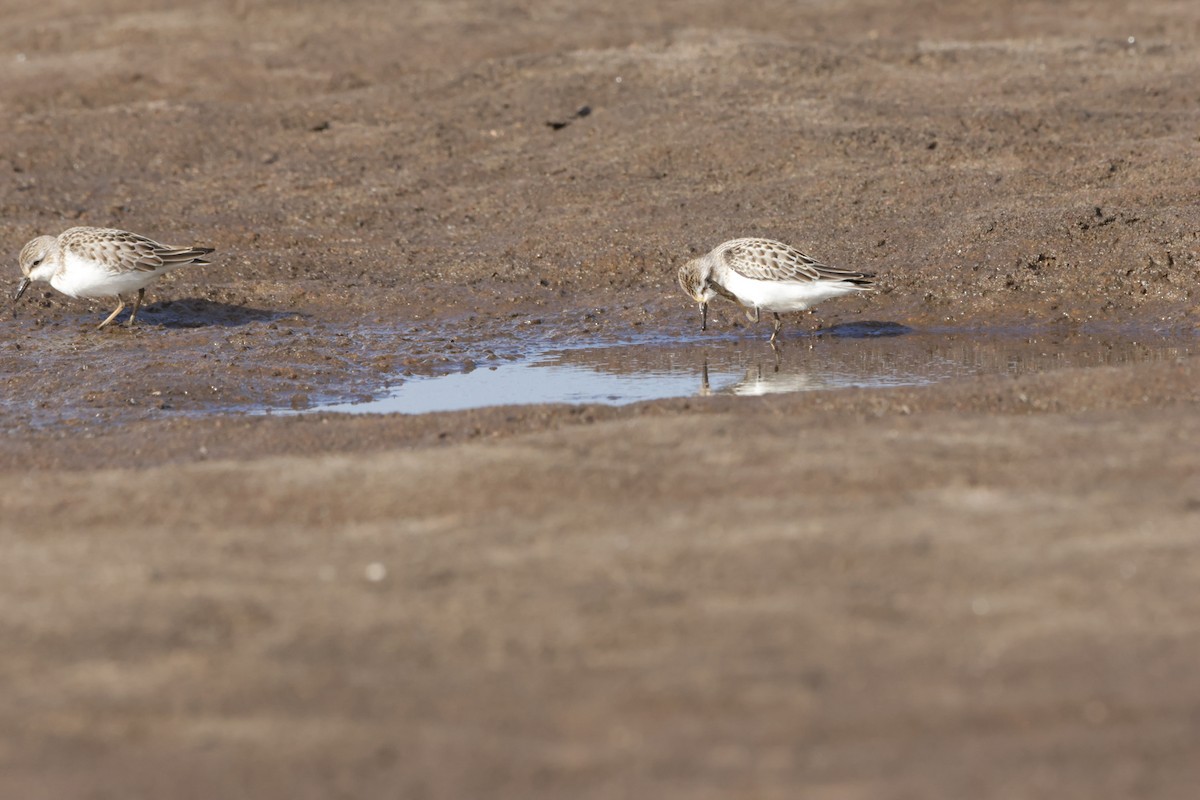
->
<box><xmin>13</xmin><ymin>235</ymin><xmax>57</xmax><ymax>302</ymax></box>
<box><xmin>678</xmin><ymin>257</ymin><xmax>717</xmax><ymax>331</ymax></box>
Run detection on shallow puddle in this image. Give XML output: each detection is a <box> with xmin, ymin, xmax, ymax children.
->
<box><xmin>290</xmin><ymin>325</ymin><xmax>1196</xmax><ymax>415</ymax></box>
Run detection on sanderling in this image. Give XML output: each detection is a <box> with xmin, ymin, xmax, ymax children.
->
<box><xmin>678</xmin><ymin>237</ymin><xmax>874</xmax><ymax>343</ymax></box>
<box><xmin>13</xmin><ymin>227</ymin><xmax>214</xmax><ymax>329</ymax></box>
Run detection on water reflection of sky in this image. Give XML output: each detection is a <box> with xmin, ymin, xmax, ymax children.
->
<box><xmin>295</xmin><ymin>329</ymin><xmax>1196</xmax><ymax>416</ymax></box>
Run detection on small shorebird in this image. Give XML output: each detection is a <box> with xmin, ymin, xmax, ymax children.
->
<box><xmin>13</xmin><ymin>227</ymin><xmax>214</xmax><ymax>329</ymax></box>
<box><xmin>678</xmin><ymin>237</ymin><xmax>874</xmax><ymax>343</ymax></box>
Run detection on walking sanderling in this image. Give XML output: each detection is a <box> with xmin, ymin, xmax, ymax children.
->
<box><xmin>678</xmin><ymin>237</ymin><xmax>874</xmax><ymax>343</ymax></box>
<box><xmin>13</xmin><ymin>227</ymin><xmax>215</xmax><ymax>329</ymax></box>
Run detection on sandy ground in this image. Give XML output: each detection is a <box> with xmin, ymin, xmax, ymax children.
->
<box><xmin>2</xmin><ymin>0</ymin><xmax>1199</xmax><ymax>797</ymax></box>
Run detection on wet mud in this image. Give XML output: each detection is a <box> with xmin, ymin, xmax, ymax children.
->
<box><xmin>289</xmin><ymin>326</ymin><xmax>1196</xmax><ymax>415</ymax></box>
<box><xmin>2</xmin><ymin>1</ymin><xmax>1200</xmax><ymax>798</ymax></box>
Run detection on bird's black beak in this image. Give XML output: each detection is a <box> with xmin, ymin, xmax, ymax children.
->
<box><xmin>13</xmin><ymin>277</ymin><xmax>30</xmax><ymax>303</ymax></box>
<box><xmin>700</xmin><ymin>301</ymin><xmax>708</xmax><ymax>331</ymax></box>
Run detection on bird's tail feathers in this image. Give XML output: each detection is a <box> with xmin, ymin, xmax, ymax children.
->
<box><xmin>159</xmin><ymin>247</ymin><xmax>216</xmax><ymax>267</ymax></box>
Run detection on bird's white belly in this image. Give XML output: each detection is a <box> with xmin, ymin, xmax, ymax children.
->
<box><xmin>51</xmin><ymin>253</ymin><xmax>158</xmax><ymax>299</ymax></box>
<box><xmin>720</xmin><ymin>271</ymin><xmax>861</xmax><ymax>313</ymax></box>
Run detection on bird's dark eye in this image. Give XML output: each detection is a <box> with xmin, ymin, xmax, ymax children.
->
<box><xmin>31</xmin><ymin>258</ymin><xmax>42</xmax><ymax>266</ymax></box>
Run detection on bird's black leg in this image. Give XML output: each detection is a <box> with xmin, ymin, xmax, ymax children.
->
<box><xmin>128</xmin><ymin>288</ymin><xmax>145</xmax><ymax>326</ymax></box>
<box><xmin>769</xmin><ymin>313</ymin><xmax>783</xmax><ymax>344</ymax></box>
<box><xmin>98</xmin><ymin>296</ymin><xmax>126</xmax><ymax>330</ymax></box>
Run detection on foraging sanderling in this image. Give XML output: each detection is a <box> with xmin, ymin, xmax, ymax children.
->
<box><xmin>678</xmin><ymin>237</ymin><xmax>874</xmax><ymax>343</ymax></box>
<box><xmin>13</xmin><ymin>227</ymin><xmax>215</xmax><ymax>329</ymax></box>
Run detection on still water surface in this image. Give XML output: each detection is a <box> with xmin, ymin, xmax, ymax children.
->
<box><xmin>296</xmin><ymin>327</ymin><xmax>1194</xmax><ymax>415</ymax></box>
